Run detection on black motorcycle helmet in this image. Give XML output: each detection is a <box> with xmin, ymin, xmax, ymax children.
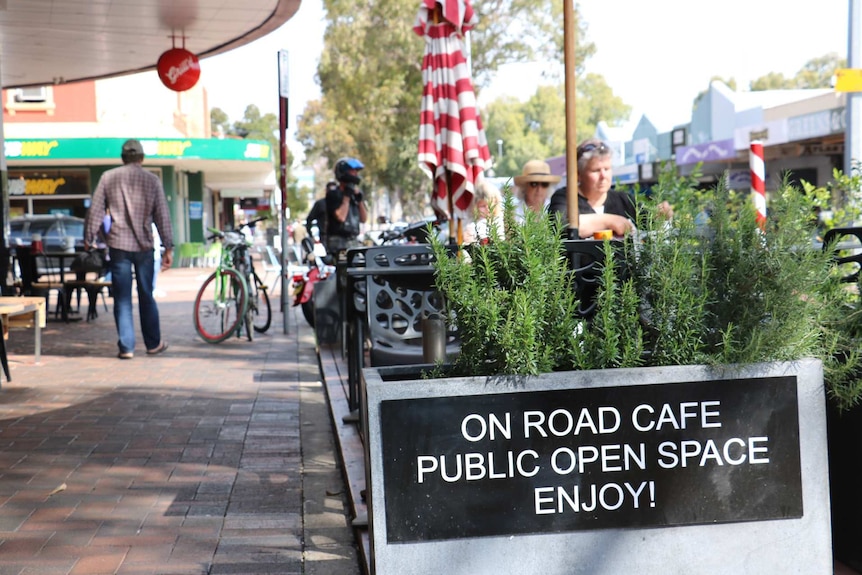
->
<box><xmin>334</xmin><ymin>157</ymin><xmax>364</xmax><ymax>186</ymax></box>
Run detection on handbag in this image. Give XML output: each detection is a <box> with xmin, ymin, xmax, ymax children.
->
<box><xmin>70</xmin><ymin>249</ymin><xmax>106</xmax><ymax>273</ymax></box>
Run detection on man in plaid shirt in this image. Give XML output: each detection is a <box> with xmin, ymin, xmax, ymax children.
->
<box><xmin>85</xmin><ymin>139</ymin><xmax>173</xmax><ymax>359</ymax></box>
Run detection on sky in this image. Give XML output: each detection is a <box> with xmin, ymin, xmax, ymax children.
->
<box><xmin>573</xmin><ymin>0</ymin><xmax>851</xmax><ymax>131</ymax></box>
<box><xmin>200</xmin><ymin>0</ymin><xmax>853</xmax><ymax>162</ymax></box>
<box><xmin>199</xmin><ymin>0</ymin><xmax>327</xmax><ymax>161</ymax></box>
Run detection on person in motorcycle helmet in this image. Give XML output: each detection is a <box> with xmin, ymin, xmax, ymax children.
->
<box><xmin>308</xmin><ymin>157</ymin><xmax>367</xmax><ymax>256</ymax></box>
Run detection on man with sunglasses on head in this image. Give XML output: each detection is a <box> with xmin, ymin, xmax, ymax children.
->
<box><xmin>549</xmin><ymin>138</ymin><xmax>672</xmax><ymax>238</ymax></box>
<box><xmin>512</xmin><ymin>159</ymin><xmax>562</xmax><ymax>222</ymax></box>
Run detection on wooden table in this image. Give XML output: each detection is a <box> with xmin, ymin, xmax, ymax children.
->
<box><xmin>0</xmin><ymin>296</ymin><xmax>46</xmax><ymax>383</ymax></box>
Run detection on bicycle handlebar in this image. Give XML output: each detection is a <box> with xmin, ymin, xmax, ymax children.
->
<box><xmin>379</xmin><ymin>219</ymin><xmax>442</xmax><ymax>244</ymax></box>
<box><xmin>241</xmin><ymin>216</ymin><xmax>269</xmax><ymax>230</ymax></box>
<box><xmin>205</xmin><ymin>216</ymin><xmax>269</xmax><ymax>242</ymax></box>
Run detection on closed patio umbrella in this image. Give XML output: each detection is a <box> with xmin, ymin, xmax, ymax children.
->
<box><xmin>414</xmin><ymin>0</ymin><xmax>491</xmax><ymax>242</ymax></box>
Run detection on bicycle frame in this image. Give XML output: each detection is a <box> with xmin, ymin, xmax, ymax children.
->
<box><xmin>194</xmin><ymin>217</ymin><xmax>269</xmax><ymax>343</ymax></box>
<box><xmin>214</xmin><ymin>246</ymin><xmax>240</xmax><ymax>307</ymax></box>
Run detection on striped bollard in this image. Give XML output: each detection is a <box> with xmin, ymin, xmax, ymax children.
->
<box><xmin>750</xmin><ymin>140</ymin><xmax>766</xmax><ymax>227</ymax></box>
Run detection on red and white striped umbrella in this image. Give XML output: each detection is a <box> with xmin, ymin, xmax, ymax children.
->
<box><xmin>414</xmin><ymin>0</ymin><xmax>491</xmax><ymax>224</ymax></box>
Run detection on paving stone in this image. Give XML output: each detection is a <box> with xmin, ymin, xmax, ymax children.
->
<box><xmin>0</xmin><ymin>269</ymin><xmax>360</xmax><ymax>575</ymax></box>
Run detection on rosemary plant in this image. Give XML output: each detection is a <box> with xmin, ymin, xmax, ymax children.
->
<box><xmin>430</xmin><ymin>194</ymin><xmax>581</xmax><ymax>376</ymax></box>
<box><xmin>429</xmin><ymin>175</ymin><xmax>862</xmax><ymax>411</ymax></box>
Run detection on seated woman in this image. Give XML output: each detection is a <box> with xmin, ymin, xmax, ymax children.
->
<box><xmin>512</xmin><ymin>159</ymin><xmax>561</xmax><ymax>223</ymax></box>
<box><xmin>468</xmin><ymin>179</ymin><xmax>504</xmax><ymax>243</ymax></box>
<box><xmin>549</xmin><ymin>138</ymin><xmax>672</xmax><ymax>238</ymax></box>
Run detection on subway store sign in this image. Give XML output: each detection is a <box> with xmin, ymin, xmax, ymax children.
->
<box><xmin>5</xmin><ymin>138</ymin><xmax>272</xmax><ymax>162</ymax></box>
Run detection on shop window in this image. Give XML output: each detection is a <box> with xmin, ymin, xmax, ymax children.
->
<box><xmin>5</xmin><ymin>86</ymin><xmax>56</xmax><ymax>115</ymax></box>
<box><xmin>8</xmin><ymin>169</ymin><xmax>90</xmax><ymax>197</ymax></box>
<box><xmin>8</xmin><ymin>169</ymin><xmax>91</xmax><ymax>219</ymax></box>
<box><xmin>15</xmin><ymin>87</ymin><xmax>47</xmax><ymax>102</ymax></box>
<box><xmin>782</xmin><ymin>168</ymin><xmax>818</xmax><ymax>190</ymax></box>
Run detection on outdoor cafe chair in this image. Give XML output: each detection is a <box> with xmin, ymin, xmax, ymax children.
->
<box><xmin>363</xmin><ymin>244</ymin><xmax>459</xmax><ymax>367</ymax></box>
<box><xmin>19</xmin><ymin>250</ymin><xmax>67</xmax><ymax>320</ymax></box>
<box><xmin>823</xmin><ymin>226</ymin><xmax>862</xmax><ymax>287</ymax></box>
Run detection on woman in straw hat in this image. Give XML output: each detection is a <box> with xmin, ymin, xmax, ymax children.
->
<box><xmin>512</xmin><ymin>159</ymin><xmax>562</xmax><ymax>222</ymax></box>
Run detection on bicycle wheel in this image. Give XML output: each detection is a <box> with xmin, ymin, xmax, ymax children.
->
<box><xmin>301</xmin><ymin>299</ymin><xmax>315</xmax><ymax>327</ymax></box>
<box><xmin>249</xmin><ymin>272</ymin><xmax>272</xmax><ymax>333</ymax></box>
<box><xmin>193</xmin><ymin>267</ymin><xmax>249</xmax><ymax>343</ymax></box>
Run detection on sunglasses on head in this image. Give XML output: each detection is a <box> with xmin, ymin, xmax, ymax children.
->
<box><xmin>528</xmin><ymin>181</ymin><xmax>550</xmax><ymax>189</ymax></box>
<box><xmin>577</xmin><ymin>142</ymin><xmax>609</xmax><ymax>159</ymax></box>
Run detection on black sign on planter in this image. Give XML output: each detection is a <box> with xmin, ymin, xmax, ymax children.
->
<box><xmin>379</xmin><ymin>376</ymin><xmax>802</xmax><ymax>543</ymax></box>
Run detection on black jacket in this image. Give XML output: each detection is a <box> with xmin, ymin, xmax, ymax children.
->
<box><xmin>549</xmin><ymin>186</ymin><xmax>636</xmax><ymax>222</ymax></box>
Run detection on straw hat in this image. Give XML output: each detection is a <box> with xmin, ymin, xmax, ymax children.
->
<box><xmin>513</xmin><ymin>159</ymin><xmax>562</xmax><ymax>187</ymax></box>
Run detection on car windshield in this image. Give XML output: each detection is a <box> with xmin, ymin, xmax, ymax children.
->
<box><xmin>42</xmin><ymin>222</ymin><xmax>64</xmax><ymax>243</ymax></box>
<box><xmin>9</xmin><ymin>217</ymin><xmax>85</xmax><ymax>246</ymax></box>
<box><xmin>11</xmin><ymin>221</ymin><xmax>52</xmax><ymax>237</ymax></box>
<box><xmin>8</xmin><ymin>222</ymin><xmax>25</xmax><ymax>238</ymax></box>
<box><xmin>64</xmin><ymin>221</ymin><xmax>84</xmax><ymax>239</ymax></box>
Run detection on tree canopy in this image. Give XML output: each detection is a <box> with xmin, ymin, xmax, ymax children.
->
<box><xmin>296</xmin><ymin>0</ymin><xmax>609</xmax><ymax>219</ymax></box>
<box><xmin>690</xmin><ymin>54</ymin><xmax>843</xmax><ymax>111</ymax></box>
<box><xmin>297</xmin><ymin>1</ymin><xmax>840</xmax><ymax>219</ymax></box>
<box><xmin>480</xmin><ymin>75</ymin><xmax>629</xmax><ymax>179</ymax></box>
<box><xmin>692</xmin><ymin>53</ymin><xmax>845</xmax><ymax>108</ymax></box>
<box><xmin>750</xmin><ymin>53</ymin><xmax>845</xmax><ymax>90</ymax></box>
<box><xmin>211</xmin><ymin>104</ymin><xmax>280</xmax><ymax>153</ymax></box>
<box><xmin>211</xmin><ymin>105</ymin><xmax>307</xmax><ymax>218</ymax></box>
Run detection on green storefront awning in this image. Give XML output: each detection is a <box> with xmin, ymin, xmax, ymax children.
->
<box><xmin>5</xmin><ymin>137</ymin><xmax>272</xmax><ymax>162</ymax></box>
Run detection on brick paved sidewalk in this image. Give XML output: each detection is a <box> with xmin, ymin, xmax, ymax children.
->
<box><xmin>0</xmin><ymin>268</ymin><xmax>360</xmax><ymax>575</ymax></box>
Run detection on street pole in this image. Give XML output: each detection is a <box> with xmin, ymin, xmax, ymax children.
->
<box><xmin>563</xmin><ymin>0</ymin><xmax>579</xmax><ymax>239</ymax></box>
<box><xmin>847</xmin><ymin>0</ymin><xmax>861</xmax><ymax>180</ymax></box>
<box><xmin>278</xmin><ymin>50</ymin><xmax>290</xmax><ymax>334</ymax></box>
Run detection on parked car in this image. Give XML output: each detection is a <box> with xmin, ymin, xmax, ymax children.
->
<box><xmin>9</xmin><ymin>214</ymin><xmax>85</xmax><ymax>252</ymax></box>
<box><xmin>9</xmin><ymin>215</ymin><xmax>87</xmax><ymax>282</ymax></box>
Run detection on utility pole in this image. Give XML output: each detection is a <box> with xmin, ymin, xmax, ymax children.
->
<box><xmin>563</xmin><ymin>0</ymin><xmax>578</xmax><ymax>239</ymax></box>
<box><xmin>847</xmin><ymin>0</ymin><xmax>861</xmax><ymax>178</ymax></box>
<box><xmin>278</xmin><ymin>50</ymin><xmax>290</xmax><ymax>334</ymax></box>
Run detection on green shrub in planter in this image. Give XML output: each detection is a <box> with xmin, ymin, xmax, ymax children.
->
<box><xmin>429</xmin><ymin>176</ymin><xmax>862</xmax><ymax>411</ymax></box>
<box><xmin>429</xmin><ymin>195</ymin><xmax>582</xmax><ymax>376</ymax></box>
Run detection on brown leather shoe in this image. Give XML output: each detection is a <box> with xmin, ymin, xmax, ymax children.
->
<box><xmin>146</xmin><ymin>341</ymin><xmax>169</xmax><ymax>356</ymax></box>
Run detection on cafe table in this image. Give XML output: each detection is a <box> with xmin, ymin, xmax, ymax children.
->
<box><xmin>0</xmin><ymin>296</ymin><xmax>46</xmax><ymax>384</ymax></box>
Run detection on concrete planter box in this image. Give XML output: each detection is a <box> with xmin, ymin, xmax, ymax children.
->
<box><xmin>362</xmin><ymin>359</ymin><xmax>831</xmax><ymax>575</ymax></box>
<box><xmin>827</xmin><ymin>398</ymin><xmax>862</xmax><ymax>570</ymax></box>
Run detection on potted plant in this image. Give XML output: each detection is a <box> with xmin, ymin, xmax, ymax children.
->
<box><xmin>428</xmin><ymin>176</ymin><xmax>862</xmax><ymax>402</ymax></box>
<box><xmin>361</xmin><ymin>171</ymin><xmax>861</xmax><ymax>574</ymax></box>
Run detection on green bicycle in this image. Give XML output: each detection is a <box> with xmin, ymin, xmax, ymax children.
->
<box><xmin>193</xmin><ymin>217</ymin><xmax>272</xmax><ymax>343</ymax></box>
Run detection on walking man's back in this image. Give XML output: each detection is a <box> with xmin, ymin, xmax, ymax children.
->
<box><xmin>85</xmin><ymin>139</ymin><xmax>174</xmax><ymax>359</ymax></box>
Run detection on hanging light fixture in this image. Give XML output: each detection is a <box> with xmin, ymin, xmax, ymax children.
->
<box><xmin>156</xmin><ymin>32</ymin><xmax>201</xmax><ymax>92</ymax></box>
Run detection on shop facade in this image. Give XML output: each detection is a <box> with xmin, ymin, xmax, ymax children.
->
<box><xmin>5</xmin><ymin>136</ymin><xmax>275</xmax><ymax>246</ymax></box>
<box><xmin>574</xmin><ymin>83</ymin><xmax>849</xmax><ymax>195</ymax></box>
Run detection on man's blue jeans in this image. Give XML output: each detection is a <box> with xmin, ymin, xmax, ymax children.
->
<box><xmin>109</xmin><ymin>248</ymin><xmax>160</xmax><ymax>354</ymax></box>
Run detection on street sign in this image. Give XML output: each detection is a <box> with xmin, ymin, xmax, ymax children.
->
<box><xmin>834</xmin><ymin>68</ymin><xmax>862</xmax><ymax>92</ymax></box>
<box><xmin>278</xmin><ymin>50</ymin><xmax>289</xmax><ymax>99</ymax></box>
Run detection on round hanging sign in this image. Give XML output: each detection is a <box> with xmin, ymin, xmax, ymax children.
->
<box><xmin>156</xmin><ymin>48</ymin><xmax>201</xmax><ymax>92</ymax></box>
